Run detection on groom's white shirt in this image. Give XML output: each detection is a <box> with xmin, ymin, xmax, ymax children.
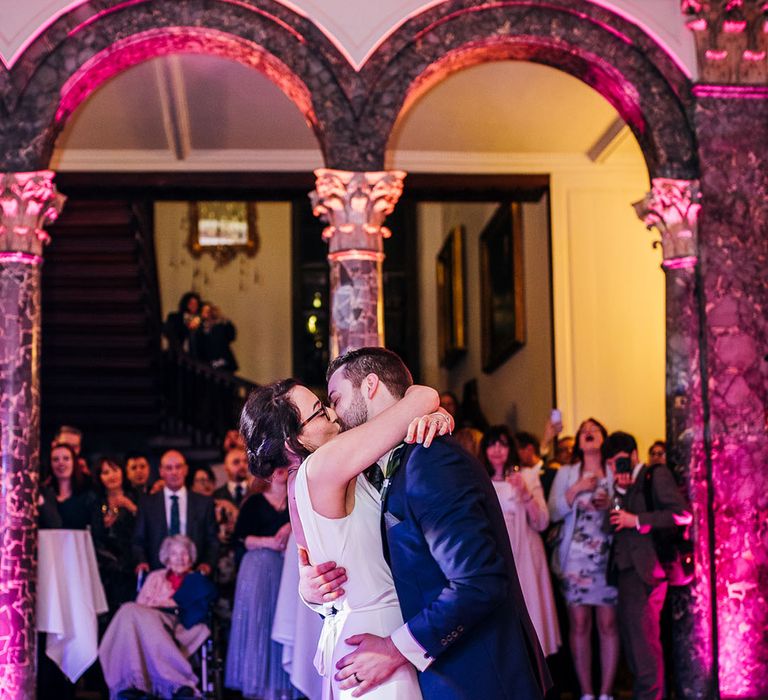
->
<box><xmin>374</xmin><ymin>449</ymin><xmax>433</xmax><ymax>672</ymax></box>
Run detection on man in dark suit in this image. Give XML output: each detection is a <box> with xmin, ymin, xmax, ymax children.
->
<box><xmin>303</xmin><ymin>348</ymin><xmax>550</xmax><ymax>699</ymax></box>
<box><xmin>133</xmin><ymin>449</ymin><xmax>219</xmax><ymax>575</ymax></box>
<box><xmin>212</xmin><ymin>447</ymin><xmax>248</xmax><ymax>507</ymax></box>
<box><xmin>605</xmin><ymin>431</ymin><xmax>690</xmax><ymax>700</ymax></box>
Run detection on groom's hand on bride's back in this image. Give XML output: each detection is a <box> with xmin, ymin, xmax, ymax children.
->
<box><xmin>298</xmin><ymin>547</ymin><xmax>347</xmax><ymax>604</ymax></box>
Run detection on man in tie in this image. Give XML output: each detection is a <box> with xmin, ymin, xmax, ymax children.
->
<box><xmin>133</xmin><ymin>449</ymin><xmax>219</xmax><ymax>575</ymax></box>
<box><xmin>213</xmin><ymin>447</ymin><xmax>249</xmax><ymax>507</ymax></box>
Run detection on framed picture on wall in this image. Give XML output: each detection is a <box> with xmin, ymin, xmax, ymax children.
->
<box><xmin>480</xmin><ymin>202</ymin><xmax>525</xmax><ymax>373</ymax></box>
<box><xmin>436</xmin><ymin>225</ymin><xmax>467</xmax><ymax>368</ymax></box>
<box><xmin>188</xmin><ymin>201</ymin><xmax>259</xmax><ymax>267</ymax></box>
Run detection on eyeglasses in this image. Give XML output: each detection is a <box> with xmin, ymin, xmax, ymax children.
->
<box><xmin>650</xmin><ymin>450</ymin><xmax>665</xmax><ymax>457</ymax></box>
<box><xmin>299</xmin><ymin>403</ymin><xmax>331</xmax><ymax>429</ymax></box>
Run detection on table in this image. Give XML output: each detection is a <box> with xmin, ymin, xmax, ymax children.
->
<box><xmin>37</xmin><ymin>529</ymin><xmax>108</xmax><ymax>682</ymax></box>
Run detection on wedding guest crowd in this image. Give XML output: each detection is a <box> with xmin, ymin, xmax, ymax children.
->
<box><xmin>435</xmin><ymin>393</ymin><xmax>689</xmax><ymax>700</ymax></box>
<box><xmin>38</xmin><ymin>398</ymin><xmax>689</xmax><ymax>700</ymax></box>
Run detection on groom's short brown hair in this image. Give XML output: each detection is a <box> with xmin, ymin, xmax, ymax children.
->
<box><xmin>326</xmin><ymin>347</ymin><xmax>413</xmax><ymax>399</ymax></box>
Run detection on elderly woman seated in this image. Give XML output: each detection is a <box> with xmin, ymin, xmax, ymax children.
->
<box><xmin>99</xmin><ymin>534</ymin><xmax>216</xmax><ymax>699</ymax></box>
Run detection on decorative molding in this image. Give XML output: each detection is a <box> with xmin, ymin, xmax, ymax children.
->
<box><xmin>682</xmin><ymin>0</ymin><xmax>768</xmax><ymax>84</ymax></box>
<box><xmin>309</xmin><ymin>168</ymin><xmax>406</xmax><ymax>250</ymax></box>
<box><xmin>633</xmin><ymin>178</ymin><xmax>701</xmax><ymax>268</ymax></box>
<box><xmin>0</xmin><ymin>171</ymin><xmax>66</xmax><ymax>257</ymax></box>
<box><xmin>692</xmin><ymin>83</ymin><xmax>768</xmax><ymax>98</ymax></box>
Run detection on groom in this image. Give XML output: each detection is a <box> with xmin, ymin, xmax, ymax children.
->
<box><xmin>301</xmin><ymin>347</ymin><xmax>550</xmax><ymax>699</ymax></box>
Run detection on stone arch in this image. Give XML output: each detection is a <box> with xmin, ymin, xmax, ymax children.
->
<box><xmin>0</xmin><ymin>0</ymin><xmax>360</xmax><ymax>170</ymax></box>
<box><xmin>355</xmin><ymin>0</ymin><xmax>698</xmax><ymax>179</ymax></box>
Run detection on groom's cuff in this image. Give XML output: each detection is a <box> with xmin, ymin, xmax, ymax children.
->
<box><xmin>391</xmin><ymin>624</ymin><xmax>433</xmax><ymax>671</ymax></box>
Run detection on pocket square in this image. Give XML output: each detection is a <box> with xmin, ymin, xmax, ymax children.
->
<box><xmin>384</xmin><ymin>511</ymin><xmax>402</xmax><ymax>529</ymax></box>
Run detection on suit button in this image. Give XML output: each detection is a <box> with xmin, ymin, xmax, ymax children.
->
<box><xmin>457</xmin><ymin>625</ymin><xmax>464</xmax><ymax>632</ymax></box>
<box><xmin>440</xmin><ymin>638</ymin><xmax>447</xmax><ymax>646</ymax></box>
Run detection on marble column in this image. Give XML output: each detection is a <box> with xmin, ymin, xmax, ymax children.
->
<box><xmin>693</xmin><ymin>88</ymin><xmax>768</xmax><ymax>699</ymax></box>
<box><xmin>310</xmin><ymin>169</ymin><xmax>406</xmax><ymax>357</ymax></box>
<box><xmin>634</xmin><ymin>178</ymin><xmax>715</xmax><ymax>700</ymax></box>
<box><xmin>0</xmin><ymin>171</ymin><xmax>65</xmax><ymax>698</ymax></box>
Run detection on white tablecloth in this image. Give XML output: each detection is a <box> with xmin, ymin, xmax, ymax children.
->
<box><xmin>37</xmin><ymin>529</ymin><xmax>109</xmax><ymax>682</ymax></box>
<box><xmin>272</xmin><ymin>533</ymin><xmax>323</xmax><ymax>700</ymax></box>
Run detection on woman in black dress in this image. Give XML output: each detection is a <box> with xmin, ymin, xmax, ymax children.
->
<box><xmin>225</xmin><ymin>471</ymin><xmax>300</xmax><ymax>700</ymax></box>
<box><xmin>44</xmin><ymin>443</ymin><xmax>95</xmax><ymax>529</ymax></box>
<box><xmin>90</xmin><ymin>457</ymin><xmax>139</xmax><ymax>615</ymax></box>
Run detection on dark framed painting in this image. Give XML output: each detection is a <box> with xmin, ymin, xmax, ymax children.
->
<box><xmin>188</xmin><ymin>201</ymin><xmax>259</xmax><ymax>267</ymax></box>
<box><xmin>480</xmin><ymin>202</ymin><xmax>525</xmax><ymax>373</ymax></box>
<box><xmin>436</xmin><ymin>225</ymin><xmax>467</xmax><ymax>368</ymax></box>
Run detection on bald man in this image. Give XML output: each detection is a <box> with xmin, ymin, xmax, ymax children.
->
<box><xmin>133</xmin><ymin>450</ymin><xmax>219</xmax><ymax>574</ymax></box>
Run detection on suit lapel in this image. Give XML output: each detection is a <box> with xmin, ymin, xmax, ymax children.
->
<box><xmin>158</xmin><ymin>492</ymin><xmax>169</xmax><ymax>537</ymax></box>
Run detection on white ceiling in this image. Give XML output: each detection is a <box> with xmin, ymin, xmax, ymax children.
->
<box><xmin>1</xmin><ymin>0</ymin><xmax>696</xmax><ymax>76</ymax></box>
<box><xmin>52</xmin><ymin>54</ymin><xmax>644</xmax><ymax>172</ymax></box>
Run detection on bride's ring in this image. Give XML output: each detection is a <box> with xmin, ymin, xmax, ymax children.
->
<box><xmin>353</xmin><ymin>672</ymin><xmax>363</xmax><ymax>684</ymax></box>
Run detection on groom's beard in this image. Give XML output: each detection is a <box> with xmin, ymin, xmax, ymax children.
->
<box><xmin>336</xmin><ymin>389</ymin><xmax>368</xmax><ymax>432</ymax></box>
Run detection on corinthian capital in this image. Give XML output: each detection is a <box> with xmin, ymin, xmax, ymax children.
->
<box><xmin>682</xmin><ymin>1</ymin><xmax>768</xmax><ymax>84</ymax></box>
<box><xmin>0</xmin><ymin>171</ymin><xmax>66</xmax><ymax>259</ymax></box>
<box><xmin>310</xmin><ymin>169</ymin><xmax>406</xmax><ymax>251</ymax></box>
<box><xmin>633</xmin><ymin>179</ymin><xmax>701</xmax><ymax>269</ymax></box>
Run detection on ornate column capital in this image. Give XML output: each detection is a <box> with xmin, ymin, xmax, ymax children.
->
<box><xmin>0</xmin><ymin>171</ymin><xmax>66</xmax><ymax>262</ymax></box>
<box><xmin>633</xmin><ymin>178</ymin><xmax>701</xmax><ymax>270</ymax></box>
<box><xmin>309</xmin><ymin>168</ymin><xmax>406</xmax><ymax>255</ymax></box>
<box><xmin>682</xmin><ymin>1</ymin><xmax>768</xmax><ymax>84</ymax></box>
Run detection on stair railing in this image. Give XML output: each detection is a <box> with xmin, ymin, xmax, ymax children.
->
<box><xmin>162</xmin><ymin>347</ymin><xmax>257</xmax><ymax>446</ymax></box>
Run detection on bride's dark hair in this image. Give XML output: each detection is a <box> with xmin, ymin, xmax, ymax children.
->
<box><xmin>240</xmin><ymin>379</ymin><xmax>311</xmax><ymax>479</ymax></box>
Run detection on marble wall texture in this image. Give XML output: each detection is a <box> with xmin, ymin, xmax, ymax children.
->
<box><xmin>0</xmin><ymin>0</ymin><xmax>698</xmax><ymax>176</ymax></box>
<box><xmin>695</xmin><ymin>90</ymin><xmax>768</xmax><ymax>698</ymax></box>
<box><xmin>0</xmin><ymin>261</ymin><xmax>42</xmax><ymax>699</ymax></box>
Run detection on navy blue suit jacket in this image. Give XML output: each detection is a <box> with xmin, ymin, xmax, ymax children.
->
<box><xmin>382</xmin><ymin>438</ymin><xmax>550</xmax><ymax>699</ymax></box>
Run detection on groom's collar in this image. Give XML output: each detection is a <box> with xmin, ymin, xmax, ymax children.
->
<box><xmin>376</xmin><ymin>442</ymin><xmax>406</xmax><ymax>472</ymax></box>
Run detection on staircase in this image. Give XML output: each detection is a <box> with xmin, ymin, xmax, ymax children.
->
<box><xmin>41</xmin><ymin>199</ymin><xmax>163</xmax><ymax>449</ymax></box>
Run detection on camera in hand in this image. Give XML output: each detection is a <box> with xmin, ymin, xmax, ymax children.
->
<box><xmin>615</xmin><ymin>456</ymin><xmax>632</xmax><ymax>474</ymax></box>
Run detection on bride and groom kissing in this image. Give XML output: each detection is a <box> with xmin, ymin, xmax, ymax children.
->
<box><xmin>240</xmin><ymin>347</ymin><xmax>551</xmax><ymax>699</ymax></box>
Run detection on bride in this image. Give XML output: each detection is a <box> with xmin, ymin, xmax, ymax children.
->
<box><xmin>240</xmin><ymin>378</ymin><xmax>450</xmax><ymax>699</ymax></box>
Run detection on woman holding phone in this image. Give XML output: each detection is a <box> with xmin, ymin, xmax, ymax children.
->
<box><xmin>548</xmin><ymin>418</ymin><xmax>618</xmax><ymax>700</ymax></box>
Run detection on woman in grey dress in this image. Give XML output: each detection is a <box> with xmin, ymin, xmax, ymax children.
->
<box><xmin>548</xmin><ymin>418</ymin><xmax>618</xmax><ymax>700</ymax></box>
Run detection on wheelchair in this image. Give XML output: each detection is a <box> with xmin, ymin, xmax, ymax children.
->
<box><xmin>110</xmin><ymin>570</ymin><xmax>226</xmax><ymax>700</ymax></box>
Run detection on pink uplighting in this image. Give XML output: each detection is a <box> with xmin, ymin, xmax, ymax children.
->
<box><xmin>54</xmin><ymin>27</ymin><xmax>317</xmax><ymax>131</ymax></box>
<box><xmin>686</xmin><ymin>18</ymin><xmax>708</xmax><ymax>31</ymax></box>
<box><xmin>723</xmin><ymin>20</ymin><xmax>747</xmax><ymax>33</ymax></box>
<box><xmin>693</xmin><ymin>84</ymin><xmax>768</xmax><ymax>99</ymax></box>
<box><xmin>0</xmin><ymin>252</ymin><xmax>43</xmax><ymax>266</ymax></box>
<box><xmin>66</xmin><ymin>0</ymin><xmax>147</xmax><ymax>38</ymax></box>
<box><xmin>705</xmin><ymin>49</ymin><xmax>729</xmax><ymax>61</ymax></box>
<box><xmin>743</xmin><ymin>50</ymin><xmax>767</xmax><ymax>61</ymax></box>
<box><xmin>328</xmin><ymin>250</ymin><xmax>386</xmax><ymax>263</ymax></box>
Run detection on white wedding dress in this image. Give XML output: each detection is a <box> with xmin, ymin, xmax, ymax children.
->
<box><xmin>295</xmin><ymin>456</ymin><xmax>423</xmax><ymax>700</ymax></box>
